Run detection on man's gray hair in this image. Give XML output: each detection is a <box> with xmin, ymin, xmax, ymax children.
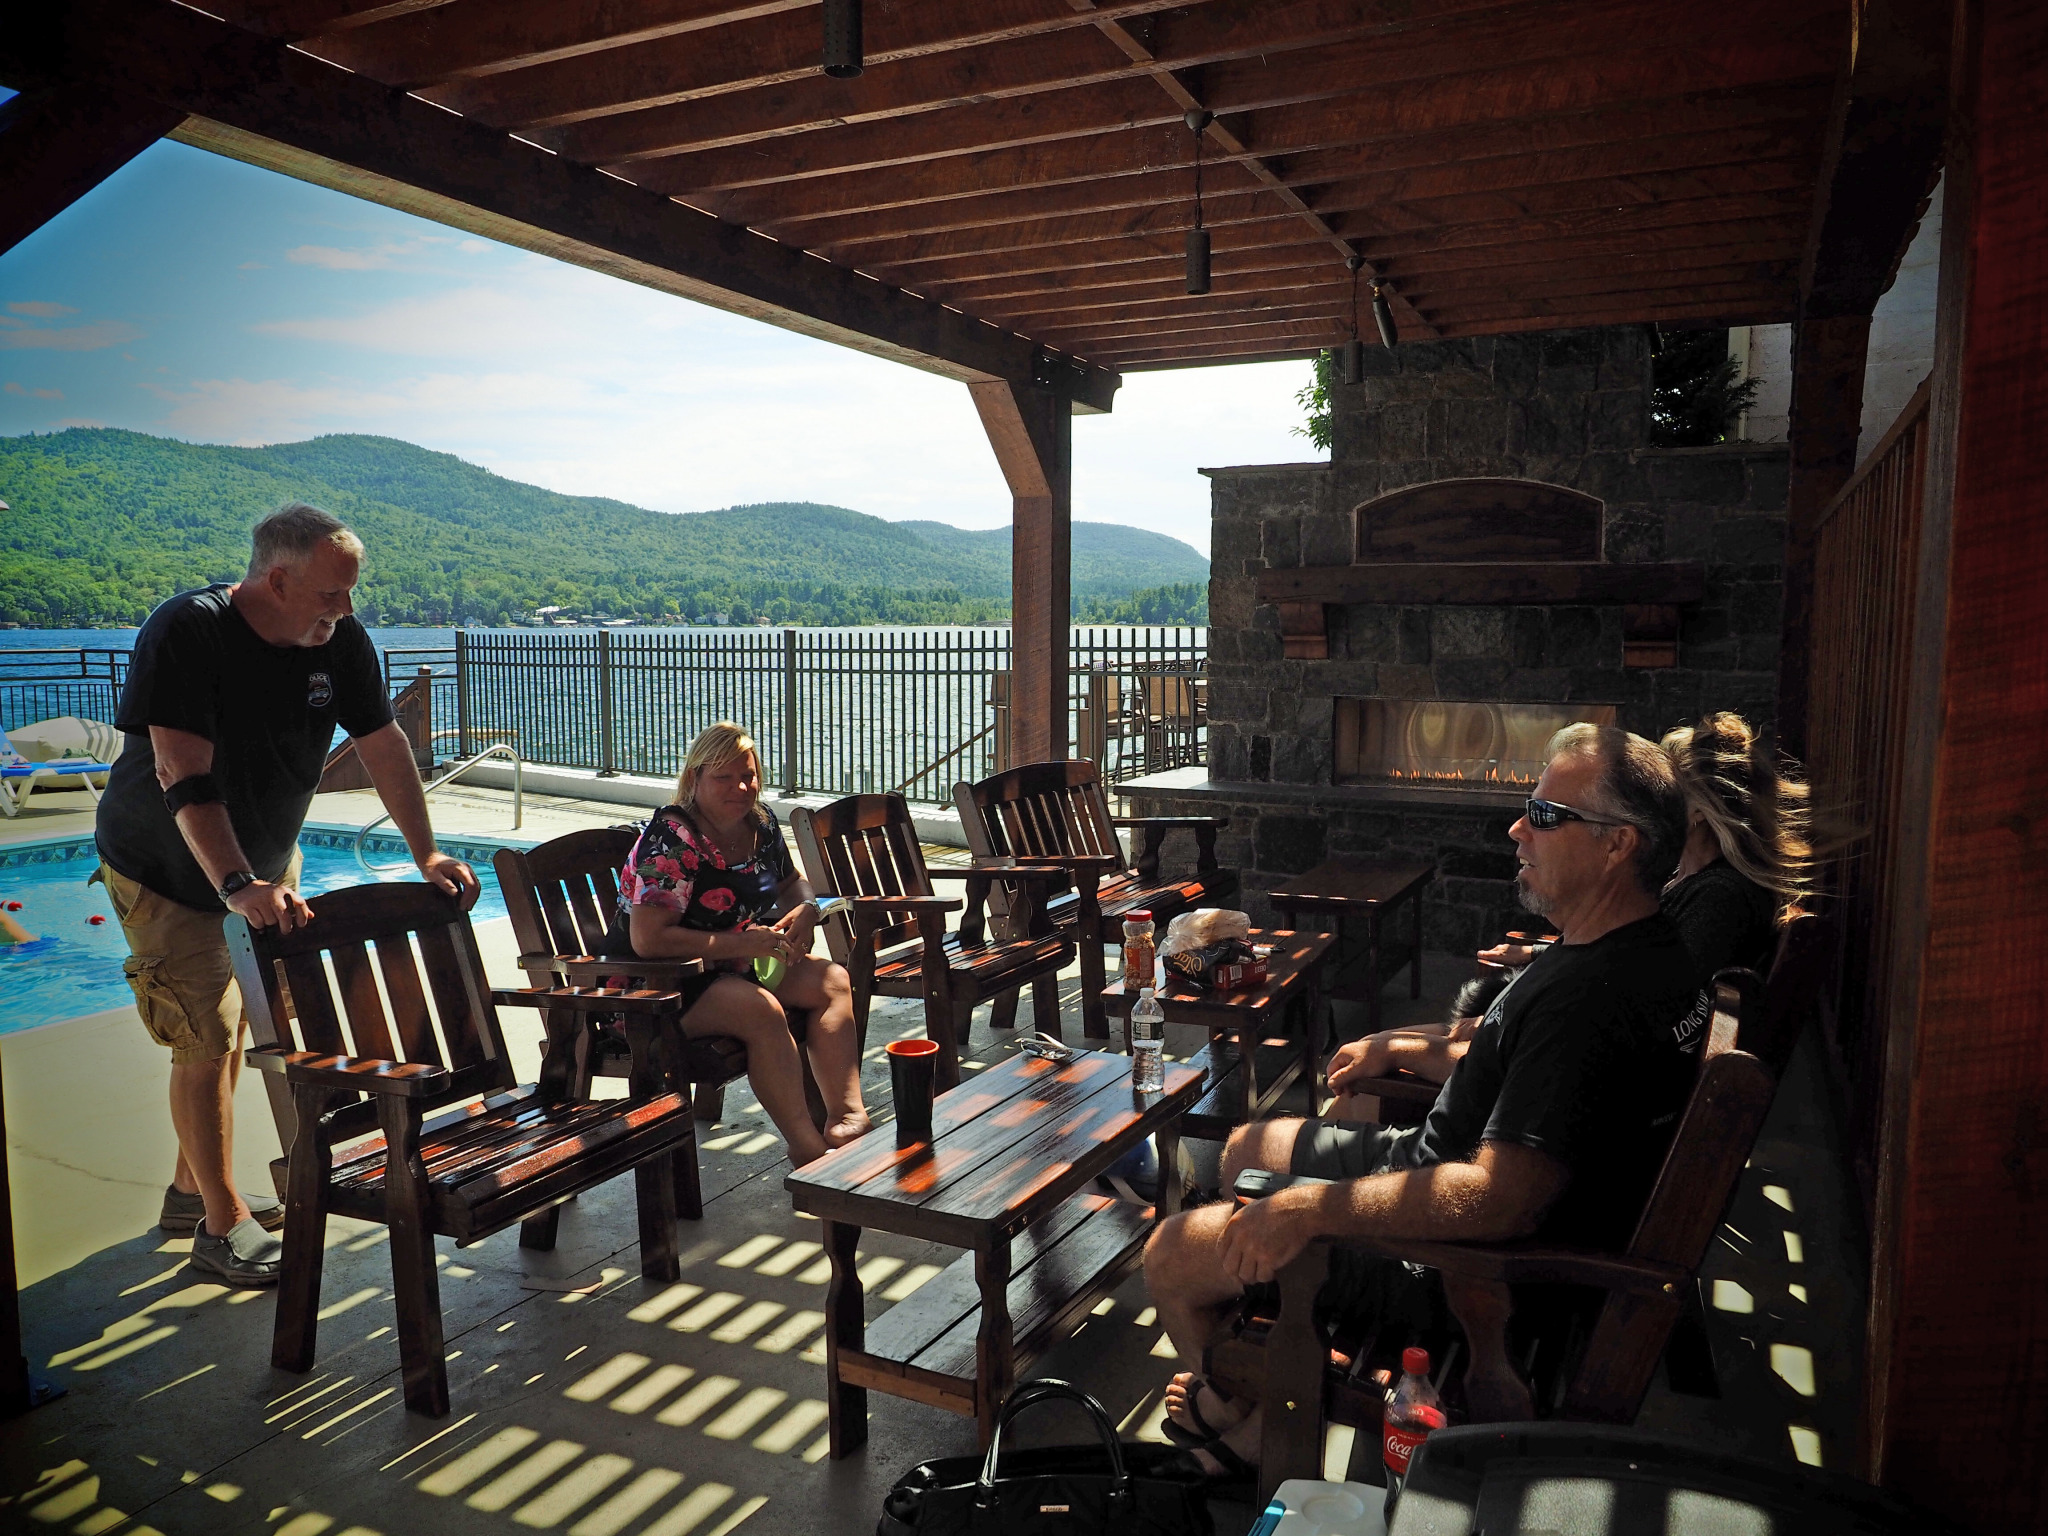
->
<box><xmin>1546</xmin><ymin>722</ymin><xmax>1688</xmax><ymax>893</ymax></box>
<box><xmin>248</xmin><ymin>502</ymin><xmax>364</xmax><ymax>577</ymax></box>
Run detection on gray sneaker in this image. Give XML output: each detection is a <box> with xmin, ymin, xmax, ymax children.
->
<box><xmin>159</xmin><ymin>1185</ymin><xmax>284</xmax><ymax>1235</ymax></box>
<box><xmin>188</xmin><ymin>1218</ymin><xmax>284</xmax><ymax>1287</ymax></box>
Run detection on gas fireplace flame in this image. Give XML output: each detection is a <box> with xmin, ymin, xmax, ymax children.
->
<box><xmin>1383</xmin><ymin>766</ymin><xmax>1539</xmax><ymax>788</ymax></box>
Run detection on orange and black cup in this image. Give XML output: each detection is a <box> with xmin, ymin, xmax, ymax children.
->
<box><xmin>888</xmin><ymin>1038</ymin><xmax>940</xmax><ymax>1147</ymax></box>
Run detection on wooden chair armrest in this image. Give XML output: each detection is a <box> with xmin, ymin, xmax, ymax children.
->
<box><xmin>1112</xmin><ymin>815</ymin><xmax>1230</xmax><ymax>829</ymax></box>
<box><xmin>1324</xmin><ymin>1235</ymin><xmax>1687</xmax><ymax>1297</ymax></box>
<box><xmin>929</xmin><ymin>862</ymin><xmax>1078</xmax><ymax>884</ymax></box>
<box><xmin>991</xmin><ymin>854</ymin><xmax>1122</xmax><ymax>874</ymax></box>
<box><xmin>1234</xmin><ymin>1174</ymin><xmax>1685</xmax><ymax>1298</ymax></box>
<box><xmin>1344</xmin><ymin>1072</ymin><xmax>1444</xmax><ymax>1104</ymax></box>
<box><xmin>845</xmin><ymin>894</ymin><xmax>964</xmax><ymax>912</ymax></box>
<box><xmin>532</xmin><ymin>954</ymin><xmax>707</xmax><ymax>987</ymax></box>
<box><xmin>247</xmin><ymin>1045</ymin><xmax>450</xmax><ymax>1097</ymax></box>
<box><xmin>491</xmin><ymin>985</ymin><xmax>686</xmax><ymax>1016</ymax></box>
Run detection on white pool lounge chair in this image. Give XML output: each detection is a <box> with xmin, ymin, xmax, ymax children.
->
<box><xmin>0</xmin><ymin>725</ymin><xmax>113</xmax><ymax>817</ymax></box>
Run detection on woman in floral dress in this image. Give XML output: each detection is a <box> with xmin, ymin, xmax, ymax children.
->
<box><xmin>617</xmin><ymin>722</ymin><xmax>868</xmax><ymax>1164</ymax></box>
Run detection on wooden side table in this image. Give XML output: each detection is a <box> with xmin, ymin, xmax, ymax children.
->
<box><xmin>1268</xmin><ymin>858</ymin><xmax>1434</xmax><ymax>1037</ymax></box>
<box><xmin>785</xmin><ymin>1046</ymin><xmax>1204</xmax><ymax>1453</ymax></box>
<box><xmin>1101</xmin><ymin>928</ymin><xmax>1332</xmax><ymax>1142</ymax></box>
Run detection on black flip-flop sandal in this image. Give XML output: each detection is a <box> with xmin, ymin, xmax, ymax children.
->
<box><xmin>1159</xmin><ymin>1373</ymin><xmax>1228</xmax><ymax>1449</ymax></box>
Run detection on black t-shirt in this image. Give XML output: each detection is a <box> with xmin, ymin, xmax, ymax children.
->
<box><xmin>95</xmin><ymin>584</ymin><xmax>393</xmax><ymax>910</ymax></box>
<box><xmin>1386</xmin><ymin>913</ymin><xmax>1709</xmax><ymax>1249</ymax></box>
<box><xmin>1663</xmin><ymin>860</ymin><xmax>1778</xmax><ymax>979</ymax></box>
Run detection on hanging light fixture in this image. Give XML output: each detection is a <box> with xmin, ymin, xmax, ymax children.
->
<box><xmin>822</xmin><ymin>0</ymin><xmax>862</xmax><ymax>78</ymax></box>
<box><xmin>1372</xmin><ymin>279</ymin><xmax>1398</xmax><ymax>349</ymax></box>
<box><xmin>1184</xmin><ymin>108</ymin><xmax>1214</xmax><ymax>296</ymax></box>
<box><xmin>1341</xmin><ymin>254</ymin><xmax>1366</xmax><ymax>384</ymax></box>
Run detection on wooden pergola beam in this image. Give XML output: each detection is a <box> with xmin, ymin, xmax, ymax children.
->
<box><xmin>0</xmin><ymin>0</ymin><xmax>1119</xmax><ymax>412</ymax></box>
<box><xmin>0</xmin><ymin>81</ymin><xmax>184</xmax><ymax>258</ymax></box>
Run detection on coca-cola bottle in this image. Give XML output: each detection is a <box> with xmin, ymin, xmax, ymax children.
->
<box><xmin>1382</xmin><ymin>1346</ymin><xmax>1447</xmax><ymax>1526</ymax></box>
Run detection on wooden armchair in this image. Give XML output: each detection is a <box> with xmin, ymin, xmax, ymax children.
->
<box><xmin>953</xmin><ymin>759</ymin><xmax>1235</xmax><ymax>1040</ymax></box>
<box><xmin>789</xmin><ymin>792</ymin><xmax>1075</xmax><ymax>1092</ymax></box>
<box><xmin>494</xmin><ymin>828</ymin><xmax>827</xmax><ymax>1142</ymax></box>
<box><xmin>228</xmin><ymin>882</ymin><xmax>694</xmax><ymax>1417</ymax></box>
<box><xmin>1210</xmin><ymin>975</ymin><xmax>1776</xmax><ymax>1499</ymax></box>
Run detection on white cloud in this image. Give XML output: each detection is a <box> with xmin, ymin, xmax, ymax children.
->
<box><xmin>286</xmin><ymin>244</ymin><xmax>392</xmax><ymax>270</ymax></box>
<box><xmin>7</xmin><ymin>301</ymin><xmax>78</xmax><ymax>318</ymax></box>
<box><xmin>0</xmin><ymin>318</ymin><xmax>144</xmax><ymax>351</ymax></box>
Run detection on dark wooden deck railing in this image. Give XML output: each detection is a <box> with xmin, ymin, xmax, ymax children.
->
<box><xmin>1803</xmin><ymin>379</ymin><xmax>1931</xmax><ymax>1201</ymax></box>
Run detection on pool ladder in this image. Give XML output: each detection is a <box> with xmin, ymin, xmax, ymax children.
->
<box><xmin>353</xmin><ymin>743</ymin><xmax>524</xmax><ymax>878</ymax></box>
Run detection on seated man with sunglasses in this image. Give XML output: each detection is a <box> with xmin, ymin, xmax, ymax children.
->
<box><xmin>1143</xmin><ymin>724</ymin><xmax>1708</xmax><ymax>1482</ymax></box>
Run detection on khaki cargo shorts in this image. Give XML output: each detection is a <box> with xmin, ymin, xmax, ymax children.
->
<box><xmin>99</xmin><ymin>853</ymin><xmax>302</xmax><ymax>1065</ymax></box>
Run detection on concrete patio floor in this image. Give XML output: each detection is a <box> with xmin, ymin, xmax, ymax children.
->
<box><xmin>0</xmin><ymin>782</ymin><xmax>1871</xmax><ymax>1535</ymax></box>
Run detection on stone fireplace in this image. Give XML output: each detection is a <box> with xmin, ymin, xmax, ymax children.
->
<box><xmin>1121</xmin><ymin>326</ymin><xmax>1790</xmax><ymax>953</ymax></box>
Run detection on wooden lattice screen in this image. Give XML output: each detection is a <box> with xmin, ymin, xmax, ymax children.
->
<box><xmin>1804</xmin><ymin>380</ymin><xmax>1931</xmax><ymax>1202</ymax></box>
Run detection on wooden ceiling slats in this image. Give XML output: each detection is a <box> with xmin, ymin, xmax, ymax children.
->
<box><xmin>628</xmin><ymin>28</ymin><xmax>1836</xmax><ymax>198</ymax></box>
<box><xmin>39</xmin><ymin>0</ymin><xmax>1850</xmax><ymax>370</ymax></box>
<box><xmin>767</xmin><ymin>119</ymin><xmax>1816</xmax><ymax>252</ymax></box>
<box><xmin>405</xmin><ymin>0</ymin><xmax>1205</xmax><ymax>131</ymax></box>
<box><xmin>821</xmin><ymin>163</ymin><xmax>1817</xmax><ymax>275</ymax></box>
<box><xmin>203</xmin><ymin>0</ymin><xmax>453</xmax><ymax>43</ymax></box>
<box><xmin>685</xmin><ymin>80</ymin><xmax>1833</xmax><ymax>231</ymax></box>
<box><xmin>549</xmin><ymin>0</ymin><xmax>1722</xmax><ymax>169</ymax></box>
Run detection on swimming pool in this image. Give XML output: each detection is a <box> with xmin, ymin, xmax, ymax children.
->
<box><xmin>0</xmin><ymin>827</ymin><xmax>520</xmax><ymax>1035</ymax></box>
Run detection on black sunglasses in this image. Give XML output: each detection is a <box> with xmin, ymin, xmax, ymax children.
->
<box><xmin>1523</xmin><ymin>797</ymin><xmax>1632</xmax><ymax>831</ymax></box>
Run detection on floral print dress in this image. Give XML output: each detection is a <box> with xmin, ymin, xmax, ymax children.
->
<box><xmin>615</xmin><ymin>804</ymin><xmax>797</xmax><ymax>985</ymax></box>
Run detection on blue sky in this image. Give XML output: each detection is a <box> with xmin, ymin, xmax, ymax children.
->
<box><xmin>0</xmin><ymin>136</ymin><xmax>1322</xmax><ymax>555</ymax></box>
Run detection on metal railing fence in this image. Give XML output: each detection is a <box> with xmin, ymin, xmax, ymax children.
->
<box><xmin>454</xmin><ymin>625</ymin><xmax>1204</xmax><ymax>802</ymax></box>
<box><xmin>0</xmin><ymin>649</ymin><xmax>129</xmax><ymax>733</ymax></box>
<box><xmin>1</xmin><ymin>626</ymin><xmax>1205</xmax><ymax>802</ymax></box>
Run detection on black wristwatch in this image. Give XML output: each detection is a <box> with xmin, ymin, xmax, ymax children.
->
<box><xmin>218</xmin><ymin>870</ymin><xmax>258</xmax><ymax>902</ymax></box>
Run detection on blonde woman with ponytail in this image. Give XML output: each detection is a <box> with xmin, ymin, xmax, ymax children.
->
<box><xmin>615</xmin><ymin>723</ymin><xmax>868</xmax><ymax>1164</ymax></box>
<box><xmin>1659</xmin><ymin>711</ymin><xmax>1815</xmax><ymax>979</ymax></box>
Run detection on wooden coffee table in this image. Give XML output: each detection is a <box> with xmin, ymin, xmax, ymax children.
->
<box><xmin>1100</xmin><ymin>928</ymin><xmax>1332</xmax><ymax>1141</ymax></box>
<box><xmin>785</xmin><ymin>1046</ymin><xmax>1204</xmax><ymax>1454</ymax></box>
<box><xmin>1268</xmin><ymin>858</ymin><xmax>1434</xmax><ymax>1035</ymax></box>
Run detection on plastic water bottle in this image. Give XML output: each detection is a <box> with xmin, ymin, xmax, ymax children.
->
<box><xmin>1383</xmin><ymin>1347</ymin><xmax>1447</xmax><ymax>1525</ymax></box>
<box><xmin>1130</xmin><ymin>986</ymin><xmax>1164</xmax><ymax>1092</ymax></box>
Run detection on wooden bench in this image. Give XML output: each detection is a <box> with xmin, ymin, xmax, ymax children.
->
<box><xmin>230</xmin><ymin>881</ymin><xmax>696</xmax><ymax>1417</ymax></box>
<box><xmin>954</xmin><ymin>759</ymin><xmax>1235</xmax><ymax>1039</ymax></box>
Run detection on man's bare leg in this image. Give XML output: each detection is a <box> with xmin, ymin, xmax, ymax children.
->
<box><xmin>1218</xmin><ymin>1115</ymin><xmax>1308</xmax><ymax>1195</ymax></box>
<box><xmin>1145</xmin><ymin>1201</ymin><xmax>1277</xmax><ymax>1473</ymax></box>
<box><xmin>170</xmin><ymin>1040</ymin><xmax>241</xmax><ymax>1195</ymax></box>
<box><xmin>168</xmin><ymin>1054</ymin><xmax>253</xmax><ymax>1237</ymax></box>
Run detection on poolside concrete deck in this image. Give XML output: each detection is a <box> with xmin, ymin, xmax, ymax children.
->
<box><xmin>0</xmin><ymin>781</ymin><xmax>1870</xmax><ymax>1535</ymax></box>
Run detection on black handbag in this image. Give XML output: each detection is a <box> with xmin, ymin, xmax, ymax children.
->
<box><xmin>877</xmin><ymin>1378</ymin><xmax>1214</xmax><ymax>1536</ymax></box>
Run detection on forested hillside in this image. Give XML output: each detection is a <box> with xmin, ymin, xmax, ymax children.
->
<box><xmin>0</xmin><ymin>430</ymin><xmax>1208</xmax><ymax>626</ymax></box>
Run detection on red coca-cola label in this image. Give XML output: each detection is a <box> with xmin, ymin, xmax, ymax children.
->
<box><xmin>1384</xmin><ymin>1422</ymin><xmax>1429</xmax><ymax>1473</ymax></box>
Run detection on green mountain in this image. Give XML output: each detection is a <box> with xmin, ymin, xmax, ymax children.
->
<box><xmin>0</xmin><ymin>429</ymin><xmax>1209</xmax><ymax>627</ymax></box>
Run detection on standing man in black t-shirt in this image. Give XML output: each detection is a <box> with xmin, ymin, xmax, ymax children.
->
<box><xmin>96</xmin><ymin>503</ymin><xmax>480</xmax><ymax>1287</ymax></box>
<box><xmin>1142</xmin><ymin>725</ymin><xmax>1704</xmax><ymax>1483</ymax></box>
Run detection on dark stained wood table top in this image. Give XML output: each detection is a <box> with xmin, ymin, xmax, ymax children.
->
<box><xmin>786</xmin><ymin>1047</ymin><xmax>1204</xmax><ymax>1248</ymax></box>
<box><xmin>1268</xmin><ymin>857</ymin><xmax>1436</xmax><ymax>910</ymax></box>
<box><xmin>1101</xmin><ymin>928</ymin><xmax>1334</xmax><ymax>1023</ymax></box>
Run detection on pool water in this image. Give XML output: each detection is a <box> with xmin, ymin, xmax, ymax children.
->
<box><xmin>0</xmin><ymin>829</ymin><xmax>517</xmax><ymax>1035</ymax></box>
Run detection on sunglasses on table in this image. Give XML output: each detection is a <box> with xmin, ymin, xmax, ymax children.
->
<box><xmin>1522</xmin><ymin>797</ymin><xmax>1635</xmax><ymax>831</ymax></box>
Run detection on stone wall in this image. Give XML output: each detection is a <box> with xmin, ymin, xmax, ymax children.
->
<box><xmin>1131</xmin><ymin>327</ymin><xmax>1791</xmax><ymax>955</ymax></box>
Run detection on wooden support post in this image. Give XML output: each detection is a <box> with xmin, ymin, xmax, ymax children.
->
<box><xmin>0</xmin><ymin>81</ymin><xmax>182</xmax><ymax>258</ymax></box>
<box><xmin>1776</xmin><ymin>312</ymin><xmax>1871</xmax><ymax>756</ymax></box>
<box><xmin>1866</xmin><ymin>1</ymin><xmax>2048</xmax><ymax>1526</ymax></box>
<box><xmin>970</xmin><ymin>381</ymin><xmax>1072</xmax><ymax>766</ymax></box>
<box><xmin>1775</xmin><ymin>0</ymin><xmax>1950</xmax><ymax>757</ymax></box>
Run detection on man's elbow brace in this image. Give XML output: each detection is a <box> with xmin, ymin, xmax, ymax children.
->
<box><xmin>163</xmin><ymin>773</ymin><xmax>224</xmax><ymax>816</ymax></box>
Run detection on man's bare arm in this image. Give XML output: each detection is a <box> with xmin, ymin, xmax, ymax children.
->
<box><xmin>355</xmin><ymin>723</ymin><xmax>480</xmax><ymax>909</ymax></box>
<box><xmin>149</xmin><ymin>725</ymin><xmax>312</xmax><ymax>931</ymax></box>
<box><xmin>1216</xmin><ymin>1140</ymin><xmax>1569</xmax><ymax>1286</ymax></box>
